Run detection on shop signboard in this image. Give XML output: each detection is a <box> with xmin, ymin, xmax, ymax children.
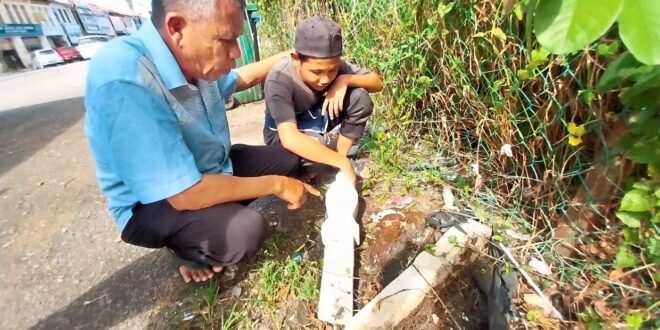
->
<box><xmin>63</xmin><ymin>24</ymin><xmax>82</xmax><ymax>44</ymax></box>
<box><xmin>0</xmin><ymin>24</ymin><xmax>43</xmax><ymax>37</ymax></box>
<box><xmin>41</xmin><ymin>25</ymin><xmax>65</xmax><ymax>36</ymax></box>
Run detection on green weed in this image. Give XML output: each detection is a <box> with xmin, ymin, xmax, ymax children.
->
<box><xmin>220</xmin><ymin>302</ymin><xmax>242</xmax><ymax>330</ymax></box>
<box><xmin>198</xmin><ymin>280</ymin><xmax>219</xmax><ymax>326</ymax></box>
<box><xmin>256</xmin><ymin>257</ymin><xmax>321</xmax><ymax>310</ymax></box>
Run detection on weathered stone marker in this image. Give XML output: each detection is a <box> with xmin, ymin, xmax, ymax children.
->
<box><xmin>317</xmin><ymin>173</ymin><xmax>360</xmax><ymax>325</ymax></box>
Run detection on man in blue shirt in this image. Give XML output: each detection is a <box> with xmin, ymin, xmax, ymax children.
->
<box><xmin>85</xmin><ymin>0</ymin><xmax>318</xmax><ymax>283</ymax></box>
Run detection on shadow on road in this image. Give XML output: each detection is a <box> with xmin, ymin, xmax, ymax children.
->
<box><xmin>30</xmin><ymin>249</ymin><xmax>181</xmax><ymax>330</ymax></box>
<box><xmin>0</xmin><ymin>97</ymin><xmax>84</xmax><ymax>175</ymax></box>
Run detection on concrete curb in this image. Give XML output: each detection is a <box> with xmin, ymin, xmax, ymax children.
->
<box><xmin>346</xmin><ymin>220</ymin><xmax>492</xmax><ymax>329</ymax></box>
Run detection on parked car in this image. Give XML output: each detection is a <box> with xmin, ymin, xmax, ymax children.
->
<box><xmin>31</xmin><ymin>49</ymin><xmax>64</xmax><ymax>69</ymax></box>
<box><xmin>55</xmin><ymin>46</ymin><xmax>83</xmax><ymax>62</ymax></box>
<box><xmin>76</xmin><ymin>35</ymin><xmax>112</xmax><ymax>60</ymax></box>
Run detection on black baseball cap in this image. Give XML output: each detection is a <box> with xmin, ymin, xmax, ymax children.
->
<box><xmin>294</xmin><ymin>16</ymin><xmax>343</xmax><ymax>58</ymax></box>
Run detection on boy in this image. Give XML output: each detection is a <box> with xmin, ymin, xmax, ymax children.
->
<box><xmin>263</xmin><ymin>16</ymin><xmax>383</xmax><ymax>184</ymax></box>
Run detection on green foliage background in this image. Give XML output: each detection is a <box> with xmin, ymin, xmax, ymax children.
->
<box><xmin>255</xmin><ymin>0</ymin><xmax>615</xmax><ymax>233</ymax></box>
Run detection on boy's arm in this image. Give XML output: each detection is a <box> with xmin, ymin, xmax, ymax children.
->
<box><xmin>342</xmin><ymin>72</ymin><xmax>384</xmax><ymax>92</ymax></box>
<box><xmin>322</xmin><ymin>72</ymin><xmax>383</xmax><ymax>119</ymax></box>
<box><xmin>277</xmin><ymin>122</ymin><xmax>357</xmax><ymax>184</ymax></box>
<box><xmin>234</xmin><ymin>50</ymin><xmax>291</xmax><ymax>92</ymax></box>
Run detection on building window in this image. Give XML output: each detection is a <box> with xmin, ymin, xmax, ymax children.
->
<box><xmin>41</xmin><ymin>8</ymin><xmax>54</xmax><ymax>25</ymax></box>
<box><xmin>4</xmin><ymin>5</ymin><xmax>14</xmax><ymax>23</ymax></box>
<box><xmin>31</xmin><ymin>6</ymin><xmax>43</xmax><ymax>24</ymax></box>
<box><xmin>23</xmin><ymin>37</ymin><xmax>42</xmax><ymax>51</ymax></box>
<box><xmin>20</xmin><ymin>6</ymin><xmax>31</xmax><ymax>23</ymax></box>
<box><xmin>54</xmin><ymin>8</ymin><xmax>63</xmax><ymax>24</ymax></box>
<box><xmin>61</xmin><ymin>9</ymin><xmax>71</xmax><ymax>24</ymax></box>
<box><xmin>59</xmin><ymin>9</ymin><xmax>66</xmax><ymax>23</ymax></box>
<box><xmin>49</xmin><ymin>9</ymin><xmax>58</xmax><ymax>24</ymax></box>
<box><xmin>12</xmin><ymin>5</ymin><xmax>24</xmax><ymax>23</ymax></box>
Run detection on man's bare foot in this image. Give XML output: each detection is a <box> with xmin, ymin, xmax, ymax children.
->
<box><xmin>178</xmin><ymin>265</ymin><xmax>223</xmax><ymax>283</ymax></box>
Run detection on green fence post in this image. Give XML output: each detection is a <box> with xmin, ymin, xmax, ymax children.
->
<box><xmin>230</xmin><ymin>3</ymin><xmax>263</xmax><ymax>108</ymax></box>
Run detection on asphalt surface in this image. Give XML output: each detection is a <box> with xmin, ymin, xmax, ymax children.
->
<box><xmin>0</xmin><ymin>62</ymin><xmax>266</xmax><ymax>329</ymax></box>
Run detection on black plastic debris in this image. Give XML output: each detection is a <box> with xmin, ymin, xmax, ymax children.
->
<box><xmin>425</xmin><ymin>209</ymin><xmax>476</xmax><ymax>233</ymax></box>
<box><xmin>472</xmin><ymin>245</ymin><xmax>518</xmax><ymax>330</ymax></box>
<box><xmin>425</xmin><ymin>210</ymin><xmax>518</xmax><ymax>330</ymax></box>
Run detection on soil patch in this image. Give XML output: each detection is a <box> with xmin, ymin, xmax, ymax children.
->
<box><xmin>398</xmin><ymin>257</ymin><xmax>489</xmax><ymax>329</ymax></box>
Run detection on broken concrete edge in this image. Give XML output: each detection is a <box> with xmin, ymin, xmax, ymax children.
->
<box><xmin>346</xmin><ymin>220</ymin><xmax>492</xmax><ymax>330</ymax></box>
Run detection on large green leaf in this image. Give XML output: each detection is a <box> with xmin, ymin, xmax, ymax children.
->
<box><xmin>625</xmin><ymin>311</ymin><xmax>643</xmax><ymax>330</ymax></box>
<box><xmin>625</xmin><ymin>133</ymin><xmax>660</xmax><ymax>167</ymax></box>
<box><xmin>628</xmin><ymin>107</ymin><xmax>659</xmax><ymax>135</ymax></box>
<box><xmin>534</xmin><ymin>0</ymin><xmax>623</xmax><ymax>54</ymax></box>
<box><xmin>614</xmin><ymin>245</ymin><xmax>639</xmax><ymax>268</ymax></box>
<box><xmin>620</xmin><ymin>189</ymin><xmax>657</xmax><ymax>212</ymax></box>
<box><xmin>615</xmin><ymin>211</ymin><xmax>646</xmax><ymax>228</ymax></box>
<box><xmin>621</xmin><ymin>227</ymin><xmax>640</xmax><ymax>245</ymax></box>
<box><xmin>621</xmin><ymin>66</ymin><xmax>660</xmax><ymax>110</ymax></box>
<box><xmin>596</xmin><ymin>52</ymin><xmax>654</xmax><ymax>92</ymax></box>
<box><xmin>618</xmin><ymin>0</ymin><xmax>660</xmax><ymax>65</ymax></box>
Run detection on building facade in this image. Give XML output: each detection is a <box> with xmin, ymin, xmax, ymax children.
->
<box><xmin>0</xmin><ymin>0</ymin><xmax>146</xmax><ymax>72</ymax></box>
<box><xmin>50</xmin><ymin>0</ymin><xmax>81</xmax><ymax>45</ymax></box>
<box><xmin>109</xmin><ymin>14</ymin><xmax>138</xmax><ymax>35</ymax></box>
<box><xmin>72</xmin><ymin>2</ymin><xmax>115</xmax><ymax>36</ymax></box>
<box><xmin>1</xmin><ymin>1</ymin><xmax>50</xmax><ymax>71</ymax></box>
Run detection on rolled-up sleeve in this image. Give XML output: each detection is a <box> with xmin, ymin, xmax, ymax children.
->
<box><xmin>94</xmin><ymin>81</ymin><xmax>201</xmax><ymax>203</ymax></box>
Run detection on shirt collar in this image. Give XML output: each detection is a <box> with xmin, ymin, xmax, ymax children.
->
<box><xmin>137</xmin><ymin>19</ymin><xmax>188</xmax><ymax>90</ymax></box>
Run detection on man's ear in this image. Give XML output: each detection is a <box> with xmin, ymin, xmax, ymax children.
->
<box><xmin>164</xmin><ymin>12</ymin><xmax>187</xmax><ymax>48</ymax></box>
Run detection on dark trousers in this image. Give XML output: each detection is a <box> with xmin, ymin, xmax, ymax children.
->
<box><xmin>263</xmin><ymin>88</ymin><xmax>374</xmax><ymax>146</ymax></box>
<box><xmin>120</xmin><ymin>144</ymin><xmax>300</xmax><ymax>268</ymax></box>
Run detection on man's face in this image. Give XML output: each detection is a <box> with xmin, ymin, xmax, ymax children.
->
<box><xmin>178</xmin><ymin>1</ymin><xmax>243</xmax><ymax>81</ymax></box>
<box><xmin>295</xmin><ymin>56</ymin><xmax>341</xmax><ymax>92</ymax></box>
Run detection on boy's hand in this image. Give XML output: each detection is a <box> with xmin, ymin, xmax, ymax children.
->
<box><xmin>275</xmin><ymin>176</ymin><xmax>321</xmax><ymax>210</ymax></box>
<box><xmin>338</xmin><ymin>158</ymin><xmax>357</xmax><ymax>185</ymax></box>
<box><xmin>322</xmin><ymin>75</ymin><xmax>350</xmax><ymax>120</ymax></box>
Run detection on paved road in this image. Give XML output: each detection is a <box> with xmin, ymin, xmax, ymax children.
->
<box><xmin>0</xmin><ymin>62</ymin><xmax>265</xmax><ymax>329</ymax></box>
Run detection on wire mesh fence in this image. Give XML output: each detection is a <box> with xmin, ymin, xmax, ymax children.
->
<box><xmin>254</xmin><ymin>0</ymin><xmax>620</xmax><ymax>242</ymax></box>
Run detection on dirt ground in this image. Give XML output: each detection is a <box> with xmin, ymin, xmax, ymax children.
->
<box><xmin>0</xmin><ymin>64</ymin><xmax>270</xmax><ymax>329</ymax></box>
<box><xmin>1</xmin><ymin>64</ymin><xmax>492</xmax><ymax>329</ymax></box>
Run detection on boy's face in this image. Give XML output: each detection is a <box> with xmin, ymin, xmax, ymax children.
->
<box><xmin>293</xmin><ymin>54</ymin><xmax>341</xmax><ymax>92</ymax></box>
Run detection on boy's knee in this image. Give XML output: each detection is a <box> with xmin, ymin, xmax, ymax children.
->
<box><xmin>348</xmin><ymin>88</ymin><xmax>373</xmax><ymax>117</ymax></box>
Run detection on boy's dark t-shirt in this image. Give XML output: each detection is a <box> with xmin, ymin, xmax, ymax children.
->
<box><xmin>264</xmin><ymin>57</ymin><xmax>369</xmax><ymax>126</ymax></box>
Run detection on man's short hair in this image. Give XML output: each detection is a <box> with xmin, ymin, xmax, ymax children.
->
<box><xmin>151</xmin><ymin>0</ymin><xmax>246</xmax><ymax>28</ymax></box>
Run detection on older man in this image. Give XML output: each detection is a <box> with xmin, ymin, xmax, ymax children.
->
<box><xmin>85</xmin><ymin>0</ymin><xmax>318</xmax><ymax>283</ymax></box>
